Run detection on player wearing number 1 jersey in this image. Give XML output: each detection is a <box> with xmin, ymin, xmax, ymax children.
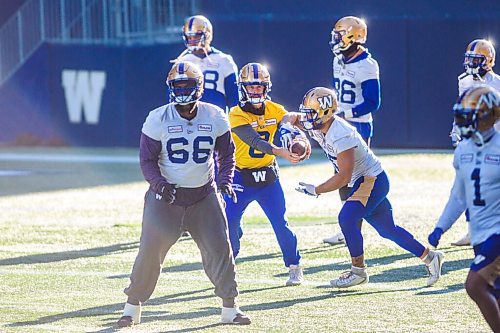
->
<box><xmin>450</xmin><ymin>39</ymin><xmax>500</xmax><ymax>246</ymax></box>
<box><xmin>428</xmin><ymin>86</ymin><xmax>500</xmax><ymax>332</ymax></box>
<box><xmin>323</xmin><ymin>16</ymin><xmax>381</xmax><ymax>246</ymax></box>
<box><xmin>174</xmin><ymin>15</ymin><xmax>238</xmax><ymax>112</ymax></box>
<box><xmin>117</xmin><ymin>61</ymin><xmax>250</xmax><ymax>327</ymax></box>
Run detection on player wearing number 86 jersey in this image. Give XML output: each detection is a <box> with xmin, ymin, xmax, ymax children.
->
<box><xmin>330</xmin><ymin>16</ymin><xmax>381</xmax><ymax>142</ymax></box>
<box><xmin>323</xmin><ymin>16</ymin><xmax>381</xmax><ymax>246</ymax></box>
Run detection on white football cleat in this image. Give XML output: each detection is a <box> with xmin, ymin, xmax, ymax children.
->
<box><xmin>451</xmin><ymin>233</ymin><xmax>470</xmax><ymax>246</ymax></box>
<box><xmin>323</xmin><ymin>231</ymin><xmax>346</xmax><ymax>245</ymax></box>
<box><xmin>331</xmin><ymin>266</ymin><xmax>369</xmax><ymax>288</ymax></box>
<box><xmin>426</xmin><ymin>251</ymin><xmax>444</xmax><ymax>286</ymax></box>
<box><xmin>285</xmin><ymin>264</ymin><xmax>304</xmax><ymax>286</ymax></box>
<box><xmin>221</xmin><ymin>306</ymin><xmax>251</xmax><ymax>325</ymax></box>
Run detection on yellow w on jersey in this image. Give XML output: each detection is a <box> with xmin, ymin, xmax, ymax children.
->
<box><xmin>229</xmin><ymin>101</ymin><xmax>286</xmax><ymax>169</ymax></box>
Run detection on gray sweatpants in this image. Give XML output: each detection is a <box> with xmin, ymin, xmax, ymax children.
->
<box><xmin>124</xmin><ymin>189</ymin><xmax>239</xmax><ymax>302</ymax></box>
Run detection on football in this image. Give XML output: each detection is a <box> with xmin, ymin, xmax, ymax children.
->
<box><xmin>289</xmin><ymin>138</ymin><xmax>309</xmax><ymax>160</ymax></box>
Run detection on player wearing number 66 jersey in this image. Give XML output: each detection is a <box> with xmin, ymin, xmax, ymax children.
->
<box><xmin>428</xmin><ymin>85</ymin><xmax>500</xmax><ymax>332</ymax></box>
<box><xmin>117</xmin><ymin>61</ymin><xmax>250</xmax><ymax>327</ymax></box>
<box><xmin>173</xmin><ymin>15</ymin><xmax>239</xmax><ymax>112</ymax></box>
<box><xmin>324</xmin><ymin>15</ymin><xmax>381</xmax><ymax>246</ymax></box>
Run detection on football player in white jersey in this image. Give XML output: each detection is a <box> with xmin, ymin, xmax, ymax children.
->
<box><xmin>284</xmin><ymin>87</ymin><xmax>443</xmax><ymax>288</ymax></box>
<box><xmin>117</xmin><ymin>61</ymin><xmax>250</xmax><ymax>327</ymax></box>
<box><xmin>173</xmin><ymin>15</ymin><xmax>238</xmax><ymax>112</ymax></box>
<box><xmin>174</xmin><ymin>15</ymin><xmax>239</xmax><ymax>238</ymax></box>
<box><xmin>323</xmin><ymin>16</ymin><xmax>381</xmax><ymax>246</ymax></box>
<box><xmin>428</xmin><ymin>86</ymin><xmax>500</xmax><ymax>332</ymax></box>
<box><xmin>451</xmin><ymin>39</ymin><xmax>500</xmax><ymax>246</ymax></box>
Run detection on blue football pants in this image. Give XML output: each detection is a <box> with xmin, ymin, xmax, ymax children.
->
<box><xmin>224</xmin><ymin>171</ymin><xmax>301</xmax><ymax>267</ymax></box>
<box><xmin>339</xmin><ymin>171</ymin><xmax>426</xmax><ymax>258</ymax></box>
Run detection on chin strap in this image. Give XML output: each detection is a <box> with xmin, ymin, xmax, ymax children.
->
<box><xmin>472</xmin><ymin>127</ymin><xmax>496</xmax><ymax>148</ymax></box>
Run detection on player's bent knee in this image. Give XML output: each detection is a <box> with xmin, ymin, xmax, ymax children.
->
<box><xmin>465</xmin><ymin>272</ymin><xmax>487</xmax><ymax>301</ymax></box>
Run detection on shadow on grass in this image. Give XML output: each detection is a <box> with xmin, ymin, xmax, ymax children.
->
<box><xmin>159</xmin><ymin>246</ymin><xmax>334</xmax><ymax>275</ymax></box>
<box><xmin>0</xmin><ymin>242</ymin><xmax>139</xmax><ymax>266</ymax></box>
<box><xmin>416</xmin><ymin>283</ymin><xmax>464</xmax><ymax>295</ymax></box>
<box><xmin>6</xmin><ymin>284</ymin><xmax>281</xmax><ymax>331</ymax></box>
<box><xmin>303</xmin><ymin>251</ymin><xmax>417</xmax><ymax>276</ymax></box>
<box><xmin>302</xmin><ymin>246</ymin><xmax>471</xmax><ymax>285</ymax></box>
<box><xmin>6</xmin><ymin>287</ymin><xmax>214</xmax><ymax>329</ymax></box>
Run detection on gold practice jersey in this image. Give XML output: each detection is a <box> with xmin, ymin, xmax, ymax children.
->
<box><xmin>229</xmin><ymin>101</ymin><xmax>287</xmax><ymax>169</ymax></box>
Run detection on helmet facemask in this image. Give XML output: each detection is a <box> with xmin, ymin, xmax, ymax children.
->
<box><xmin>464</xmin><ymin>53</ymin><xmax>487</xmax><ymax>76</ymax></box>
<box><xmin>453</xmin><ymin>106</ymin><xmax>477</xmax><ymax>139</ymax></box>
<box><xmin>453</xmin><ymin>95</ymin><xmax>497</xmax><ymax>147</ymax></box>
<box><xmin>239</xmin><ymin>83</ymin><xmax>270</xmax><ymax>105</ymax></box>
<box><xmin>330</xmin><ymin>29</ymin><xmax>351</xmax><ymax>55</ymax></box>
<box><xmin>169</xmin><ymin>79</ymin><xmax>202</xmax><ymax>105</ymax></box>
<box><xmin>183</xmin><ymin>32</ymin><xmax>208</xmax><ymax>52</ymax></box>
<box><xmin>299</xmin><ymin>105</ymin><xmax>327</xmax><ymax>130</ymax></box>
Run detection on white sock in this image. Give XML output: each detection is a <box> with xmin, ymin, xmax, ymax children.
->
<box><xmin>422</xmin><ymin>251</ymin><xmax>435</xmax><ymax>265</ymax></box>
<box><xmin>351</xmin><ymin>265</ymin><xmax>367</xmax><ymax>277</ymax></box>
<box><xmin>123</xmin><ymin>303</ymin><xmax>141</xmax><ymax>324</ymax></box>
<box><xmin>221</xmin><ymin>306</ymin><xmax>242</xmax><ymax>323</ymax></box>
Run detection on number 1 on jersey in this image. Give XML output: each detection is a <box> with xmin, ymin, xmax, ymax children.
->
<box><xmin>471</xmin><ymin>168</ymin><xmax>486</xmax><ymax>206</ymax></box>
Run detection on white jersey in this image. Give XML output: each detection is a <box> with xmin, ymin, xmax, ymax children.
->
<box><xmin>309</xmin><ymin>118</ymin><xmax>383</xmax><ymax>186</ymax></box>
<box><xmin>437</xmin><ymin>132</ymin><xmax>500</xmax><ymax>246</ymax></box>
<box><xmin>142</xmin><ymin>102</ymin><xmax>230</xmax><ymax>188</ymax></box>
<box><xmin>458</xmin><ymin>71</ymin><xmax>500</xmax><ymax>131</ymax></box>
<box><xmin>332</xmin><ymin>51</ymin><xmax>379</xmax><ymax>123</ymax></box>
<box><xmin>178</xmin><ymin>48</ymin><xmax>238</xmax><ymax>111</ymax></box>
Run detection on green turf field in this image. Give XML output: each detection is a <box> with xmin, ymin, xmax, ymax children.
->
<box><xmin>0</xmin><ymin>148</ymin><xmax>488</xmax><ymax>332</ymax></box>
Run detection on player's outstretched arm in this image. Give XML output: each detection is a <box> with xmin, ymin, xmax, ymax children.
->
<box><xmin>316</xmin><ymin>148</ymin><xmax>354</xmax><ymax>194</ymax></box>
<box><xmin>280</xmin><ymin>112</ymin><xmax>301</xmax><ymax>126</ymax></box>
<box><xmin>232</xmin><ymin>124</ymin><xmax>301</xmax><ymax>163</ymax></box>
<box><xmin>428</xmin><ymin>170</ymin><xmax>467</xmax><ymax>247</ymax></box>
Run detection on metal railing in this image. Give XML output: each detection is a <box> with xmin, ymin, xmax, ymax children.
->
<box><xmin>0</xmin><ymin>0</ymin><xmax>198</xmax><ymax>86</ymax></box>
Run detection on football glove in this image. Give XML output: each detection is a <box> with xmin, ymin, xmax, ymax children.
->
<box><xmin>279</xmin><ymin>123</ymin><xmax>302</xmax><ymax>149</ymax></box>
<box><xmin>219</xmin><ymin>183</ymin><xmax>237</xmax><ymax>203</ymax></box>
<box><xmin>295</xmin><ymin>182</ymin><xmax>318</xmax><ymax>197</ymax></box>
<box><xmin>155</xmin><ymin>183</ymin><xmax>176</xmax><ymax>204</ymax></box>
<box><xmin>428</xmin><ymin>227</ymin><xmax>444</xmax><ymax>247</ymax></box>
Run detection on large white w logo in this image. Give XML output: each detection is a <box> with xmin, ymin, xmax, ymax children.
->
<box><xmin>317</xmin><ymin>95</ymin><xmax>333</xmax><ymax>109</ymax></box>
<box><xmin>61</xmin><ymin>70</ymin><xmax>107</xmax><ymax>124</ymax></box>
<box><xmin>252</xmin><ymin>170</ymin><xmax>267</xmax><ymax>182</ymax></box>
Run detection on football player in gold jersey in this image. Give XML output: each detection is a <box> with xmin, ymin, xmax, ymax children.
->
<box><xmin>224</xmin><ymin>62</ymin><xmax>307</xmax><ymax>286</ymax></box>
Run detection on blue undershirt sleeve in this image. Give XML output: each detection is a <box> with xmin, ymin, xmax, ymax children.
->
<box><xmin>351</xmin><ymin>79</ymin><xmax>381</xmax><ymax>117</ymax></box>
<box><xmin>224</xmin><ymin>73</ymin><xmax>239</xmax><ymax>108</ymax></box>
